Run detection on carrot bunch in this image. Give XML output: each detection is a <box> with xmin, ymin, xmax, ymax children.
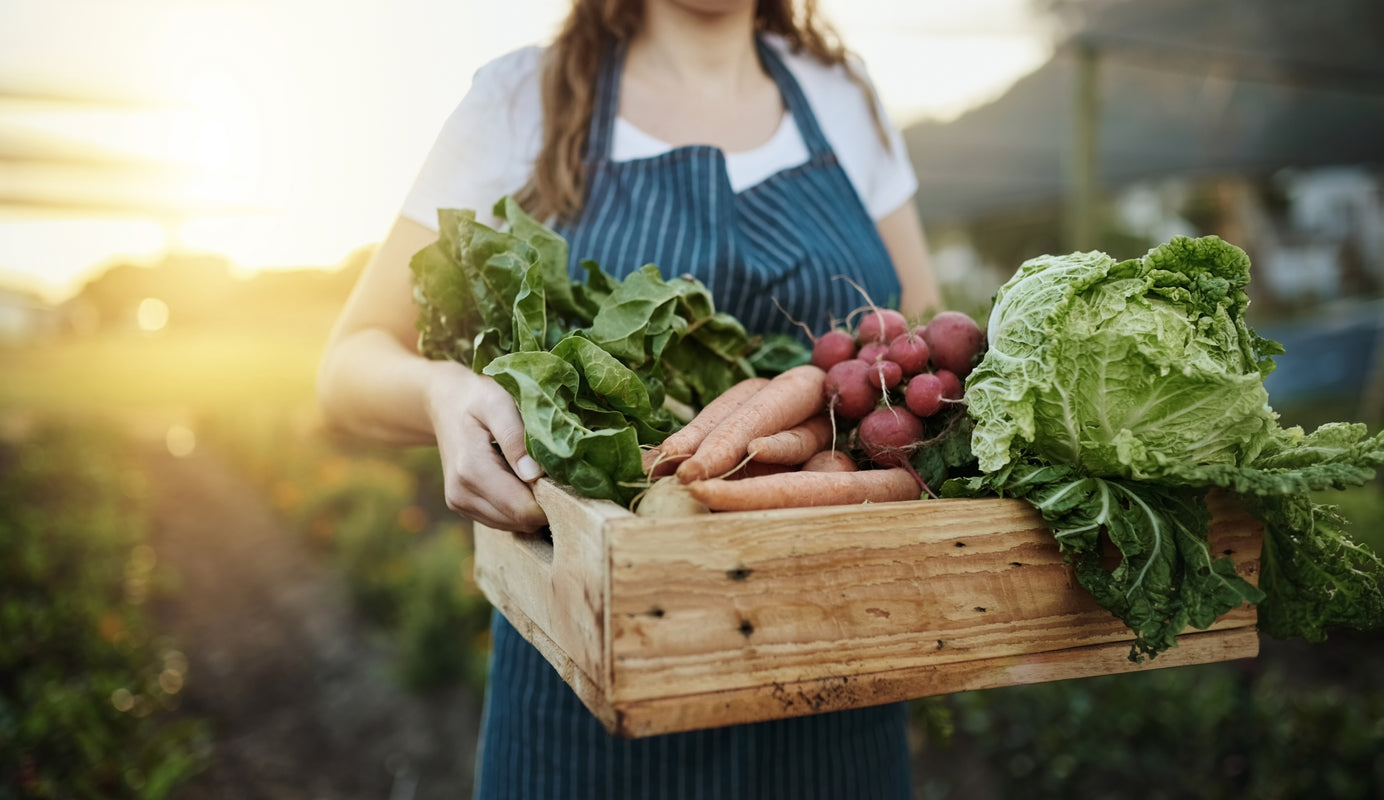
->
<box><xmin>639</xmin><ymin>364</ymin><xmax>924</xmax><ymax>513</ymax></box>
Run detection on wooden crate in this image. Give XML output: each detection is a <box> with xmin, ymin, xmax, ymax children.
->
<box><xmin>473</xmin><ymin>479</ymin><xmax>1261</xmax><ymax>739</ymax></box>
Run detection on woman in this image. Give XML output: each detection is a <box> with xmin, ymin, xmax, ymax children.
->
<box><xmin>318</xmin><ymin>0</ymin><xmax>941</xmax><ymax>795</ymax></box>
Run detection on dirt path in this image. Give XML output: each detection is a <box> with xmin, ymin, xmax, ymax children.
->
<box><xmin>139</xmin><ymin>440</ymin><xmax>482</xmax><ymax>800</ymax></box>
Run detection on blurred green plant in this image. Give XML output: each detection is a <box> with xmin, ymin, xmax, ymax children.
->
<box><xmin>200</xmin><ymin>406</ymin><xmax>495</xmax><ymax>696</ymax></box>
<box><xmin>911</xmin><ymin>652</ymin><xmax>1384</xmax><ymax>800</ymax></box>
<box><xmin>0</xmin><ymin>424</ymin><xmax>209</xmax><ymax>799</ymax></box>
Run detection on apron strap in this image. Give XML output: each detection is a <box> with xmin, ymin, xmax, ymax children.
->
<box><xmin>754</xmin><ymin>36</ymin><xmax>834</xmax><ymax>158</ymax></box>
<box><xmin>587</xmin><ymin>36</ymin><xmax>833</xmax><ymax>161</ymax></box>
<box><xmin>587</xmin><ymin>40</ymin><xmax>626</xmax><ymax>163</ymax></box>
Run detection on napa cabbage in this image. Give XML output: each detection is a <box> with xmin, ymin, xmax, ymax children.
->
<box><xmin>969</xmin><ymin>236</ymin><xmax>1281</xmax><ymax>477</ymax></box>
<box><xmin>948</xmin><ymin>236</ymin><xmax>1384</xmax><ymax>660</ymax></box>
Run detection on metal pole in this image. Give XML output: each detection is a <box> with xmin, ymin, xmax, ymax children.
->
<box><xmin>1065</xmin><ymin>41</ymin><xmax>1100</xmax><ymax>252</ymax></box>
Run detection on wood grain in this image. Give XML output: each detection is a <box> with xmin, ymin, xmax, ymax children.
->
<box><xmin>473</xmin><ymin>479</ymin><xmax>1264</xmax><ymax>738</ymax></box>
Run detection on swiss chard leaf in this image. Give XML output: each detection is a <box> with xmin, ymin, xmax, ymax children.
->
<box><xmin>411</xmin><ymin>197</ymin><xmax>765</xmax><ymax>506</ymax></box>
<box><xmin>482</xmin><ymin>350</ymin><xmax>647</xmax><ymax>506</ymax></box>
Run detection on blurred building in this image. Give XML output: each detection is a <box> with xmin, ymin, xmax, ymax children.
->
<box><xmin>903</xmin><ymin>0</ymin><xmax>1384</xmax><ymax>415</ymax></box>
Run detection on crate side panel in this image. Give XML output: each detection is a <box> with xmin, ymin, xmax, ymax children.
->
<box><xmin>473</xmin><ymin>479</ymin><xmax>622</xmax><ymax>694</ymax></box>
<box><xmin>609</xmin><ymin>627</ymin><xmax>1261</xmax><ymax>738</ymax></box>
<box><xmin>606</xmin><ymin>497</ymin><xmax>1261</xmax><ymax>703</ymax></box>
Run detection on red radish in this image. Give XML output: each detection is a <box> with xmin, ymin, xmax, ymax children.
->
<box><xmin>885</xmin><ymin>328</ymin><xmax>931</xmax><ymax>377</ymax></box>
<box><xmin>823</xmin><ymin>359</ymin><xmax>881</xmax><ymax>420</ymax></box>
<box><xmin>858</xmin><ymin>341</ymin><xmax>889</xmax><ymax>363</ymax></box>
<box><xmin>811</xmin><ymin>328</ymin><xmax>857</xmax><ymax>371</ymax></box>
<box><xmin>934</xmin><ymin>369</ymin><xmax>963</xmax><ymax>400</ymax></box>
<box><xmin>905</xmin><ymin>373</ymin><xmax>945</xmax><ymax>417</ymax></box>
<box><xmin>866</xmin><ymin>358</ymin><xmax>903</xmax><ymax>391</ymax></box>
<box><xmin>922</xmin><ymin>311</ymin><xmax>985</xmax><ymax>378</ymax></box>
<box><xmin>856</xmin><ymin>308</ymin><xmax>909</xmax><ymax>345</ymax></box>
<box><xmin>857</xmin><ymin>406</ymin><xmax>927</xmax><ymax>469</ymax></box>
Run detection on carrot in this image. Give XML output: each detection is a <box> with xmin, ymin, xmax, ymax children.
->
<box><xmin>684</xmin><ymin>467</ymin><xmax>921</xmax><ymax>511</ymax></box>
<box><xmin>675</xmin><ymin>365</ymin><xmax>828</xmax><ymax>483</ymax></box>
<box><xmin>726</xmin><ymin>460</ymin><xmax>797</xmax><ymax>479</ymax></box>
<box><xmin>801</xmin><ymin>449</ymin><xmax>858</xmax><ymax>472</ymax></box>
<box><xmin>643</xmin><ymin>377</ymin><xmax>770</xmax><ymax>478</ymax></box>
<box><xmin>747</xmin><ymin>413</ymin><xmax>834</xmax><ymax>465</ymax></box>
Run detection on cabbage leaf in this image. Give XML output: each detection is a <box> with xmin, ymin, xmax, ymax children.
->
<box><xmin>949</xmin><ymin>236</ymin><xmax>1384</xmax><ymax>659</ymax></box>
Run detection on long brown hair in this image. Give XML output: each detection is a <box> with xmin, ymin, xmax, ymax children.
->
<box><xmin>515</xmin><ymin>0</ymin><xmax>886</xmax><ymax>223</ymax></box>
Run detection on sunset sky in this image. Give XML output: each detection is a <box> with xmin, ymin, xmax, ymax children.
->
<box><xmin>0</xmin><ymin>0</ymin><xmax>1053</xmax><ymax>302</ymax></box>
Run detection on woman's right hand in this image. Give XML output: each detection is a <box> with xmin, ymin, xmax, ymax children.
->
<box><xmin>424</xmin><ymin>360</ymin><xmax>548</xmax><ymax>533</ymax></box>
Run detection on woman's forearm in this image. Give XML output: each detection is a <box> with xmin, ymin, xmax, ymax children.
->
<box><xmin>316</xmin><ymin>326</ymin><xmax>455</xmax><ymax>447</ymax></box>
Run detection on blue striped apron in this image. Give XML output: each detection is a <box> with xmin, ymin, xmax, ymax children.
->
<box><xmin>475</xmin><ymin>36</ymin><xmax>912</xmax><ymax>800</ymax></box>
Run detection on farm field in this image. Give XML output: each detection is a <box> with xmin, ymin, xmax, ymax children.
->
<box><xmin>4</xmin><ymin>321</ymin><xmax>1383</xmax><ymax>799</ymax></box>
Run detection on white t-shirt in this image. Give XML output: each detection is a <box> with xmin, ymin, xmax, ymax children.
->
<box><xmin>400</xmin><ymin>35</ymin><xmax>918</xmax><ymax>230</ymax></box>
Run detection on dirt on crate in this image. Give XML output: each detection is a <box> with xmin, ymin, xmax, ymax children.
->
<box><xmin>139</xmin><ymin>440</ymin><xmax>482</xmax><ymax>800</ymax></box>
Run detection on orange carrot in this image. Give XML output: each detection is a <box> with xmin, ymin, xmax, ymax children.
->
<box><xmin>643</xmin><ymin>377</ymin><xmax>770</xmax><ymax>478</ymax></box>
<box><xmin>684</xmin><ymin>467</ymin><xmax>921</xmax><ymax>511</ymax></box>
<box><xmin>675</xmin><ymin>365</ymin><xmax>828</xmax><ymax>483</ymax></box>
<box><xmin>726</xmin><ymin>460</ymin><xmax>797</xmax><ymax>480</ymax></box>
<box><xmin>747</xmin><ymin>413</ymin><xmax>834</xmax><ymax>465</ymax></box>
<box><xmin>801</xmin><ymin>449</ymin><xmax>858</xmax><ymax>472</ymax></box>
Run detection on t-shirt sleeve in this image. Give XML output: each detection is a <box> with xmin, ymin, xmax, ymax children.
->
<box><xmin>848</xmin><ymin>56</ymin><xmax>919</xmax><ymax>221</ymax></box>
<box><xmin>398</xmin><ymin>47</ymin><xmax>544</xmax><ymax>231</ymax></box>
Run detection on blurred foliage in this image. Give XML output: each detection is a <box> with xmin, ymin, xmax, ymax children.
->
<box><xmin>0</xmin><ymin>424</ymin><xmax>209</xmax><ymax>799</ymax></box>
<box><xmin>911</xmin><ymin>649</ymin><xmax>1384</xmax><ymax>799</ymax></box>
<box><xmin>906</xmin><ymin>390</ymin><xmax>1384</xmax><ymax>799</ymax></box>
<box><xmin>200</xmin><ymin>407</ymin><xmax>494</xmax><ymax>695</ymax></box>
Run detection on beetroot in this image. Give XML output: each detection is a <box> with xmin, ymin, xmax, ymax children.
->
<box><xmin>885</xmin><ymin>328</ymin><xmax>931</xmax><ymax>377</ymax></box>
<box><xmin>857</xmin><ymin>341</ymin><xmax>889</xmax><ymax>364</ymax></box>
<box><xmin>866</xmin><ymin>358</ymin><xmax>904</xmax><ymax>391</ymax></box>
<box><xmin>811</xmin><ymin>328</ymin><xmax>857</xmax><ymax>371</ymax></box>
<box><xmin>904</xmin><ymin>373</ymin><xmax>945</xmax><ymax>417</ymax></box>
<box><xmin>934</xmin><ymin>369</ymin><xmax>964</xmax><ymax>400</ymax></box>
<box><xmin>922</xmin><ymin>311</ymin><xmax>985</xmax><ymax>378</ymax></box>
<box><xmin>856</xmin><ymin>308</ymin><xmax>909</xmax><ymax>345</ymax></box>
<box><xmin>857</xmin><ymin>406</ymin><xmax>927</xmax><ymax>468</ymax></box>
<box><xmin>823</xmin><ymin>359</ymin><xmax>881</xmax><ymax>420</ymax></box>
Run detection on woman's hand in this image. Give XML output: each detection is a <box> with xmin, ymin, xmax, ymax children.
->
<box><xmin>425</xmin><ymin>360</ymin><xmax>548</xmax><ymax>533</ymax></box>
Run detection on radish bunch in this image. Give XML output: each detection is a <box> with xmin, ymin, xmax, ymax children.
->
<box><xmin>813</xmin><ymin>307</ymin><xmax>986</xmax><ymax>483</ymax></box>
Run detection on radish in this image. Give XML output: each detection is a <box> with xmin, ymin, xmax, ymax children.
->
<box><xmin>934</xmin><ymin>369</ymin><xmax>963</xmax><ymax>401</ymax></box>
<box><xmin>866</xmin><ymin>358</ymin><xmax>903</xmax><ymax>391</ymax></box>
<box><xmin>811</xmin><ymin>328</ymin><xmax>857</xmax><ymax>371</ymax></box>
<box><xmin>858</xmin><ymin>341</ymin><xmax>889</xmax><ymax>364</ymax></box>
<box><xmin>857</xmin><ymin>406</ymin><xmax>926</xmax><ymax>469</ymax></box>
<box><xmin>885</xmin><ymin>327</ymin><xmax>931</xmax><ymax>377</ymax></box>
<box><xmin>856</xmin><ymin>308</ymin><xmax>909</xmax><ymax>345</ymax></box>
<box><xmin>922</xmin><ymin>311</ymin><xmax>985</xmax><ymax>378</ymax></box>
<box><xmin>823</xmin><ymin>359</ymin><xmax>881</xmax><ymax>420</ymax></box>
<box><xmin>904</xmin><ymin>373</ymin><xmax>945</xmax><ymax>417</ymax></box>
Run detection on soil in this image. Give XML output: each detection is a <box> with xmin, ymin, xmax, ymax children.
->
<box><xmin>139</xmin><ymin>439</ymin><xmax>483</xmax><ymax>800</ymax></box>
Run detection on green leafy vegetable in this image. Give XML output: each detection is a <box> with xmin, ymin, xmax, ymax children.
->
<box><xmin>948</xmin><ymin>235</ymin><xmax>1384</xmax><ymax>659</ymax></box>
<box><xmin>968</xmin><ymin>236</ymin><xmax>1280</xmax><ymax>478</ymax></box>
<box><xmin>410</xmin><ymin>197</ymin><xmax>769</xmax><ymax>506</ymax></box>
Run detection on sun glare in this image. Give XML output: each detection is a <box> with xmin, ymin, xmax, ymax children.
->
<box><xmin>137</xmin><ymin>297</ymin><xmax>170</xmax><ymax>332</ymax></box>
<box><xmin>2</xmin><ymin>0</ymin><xmax>1050</xmax><ymax>301</ymax></box>
<box><xmin>165</xmin><ymin>424</ymin><xmax>197</xmax><ymax>458</ymax></box>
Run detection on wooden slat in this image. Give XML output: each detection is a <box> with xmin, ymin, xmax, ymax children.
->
<box><xmin>472</xmin><ymin>479</ymin><xmax>1265</xmax><ymax>738</ymax></box>
<box><xmin>604</xmin><ymin>494</ymin><xmax>1260</xmax><ymax>703</ymax></box>
<box><xmin>609</xmin><ymin>627</ymin><xmax>1260</xmax><ymax>738</ymax></box>
<box><xmin>473</xmin><ymin>480</ymin><xmax>627</xmax><ymax>695</ymax></box>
